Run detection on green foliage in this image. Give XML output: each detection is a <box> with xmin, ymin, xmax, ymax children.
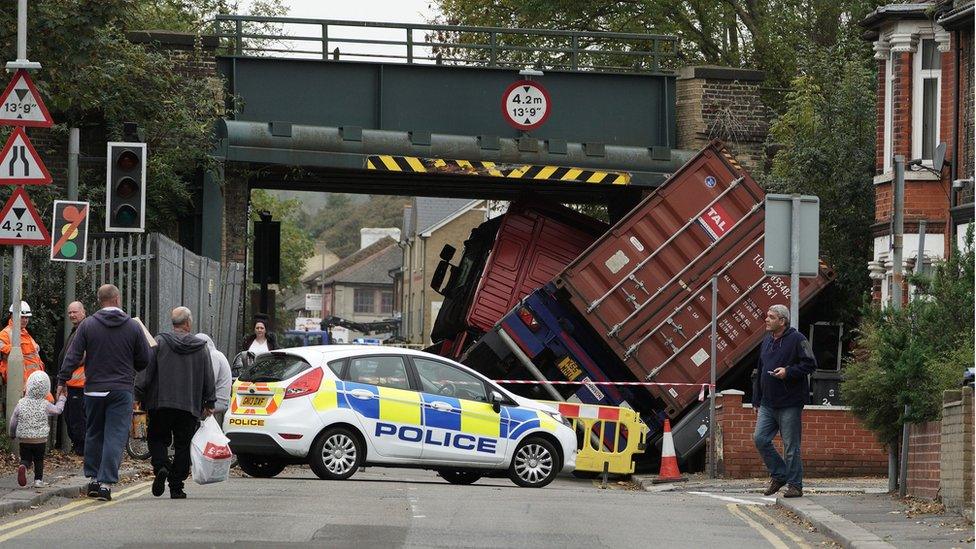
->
<box><xmin>762</xmin><ymin>31</ymin><xmax>877</xmax><ymax>329</ymax></box>
<box><xmin>250</xmin><ymin>189</ymin><xmax>315</xmax><ymax>291</ymax></box>
<box><xmin>843</xmin><ymin>230</ymin><xmax>975</xmax><ymax>443</ymax></box>
<box><xmin>433</xmin><ymin>0</ymin><xmax>884</xmax><ymax>91</ymax></box>
<box><xmin>310</xmin><ymin>195</ymin><xmax>407</xmax><ymax>258</ymax></box>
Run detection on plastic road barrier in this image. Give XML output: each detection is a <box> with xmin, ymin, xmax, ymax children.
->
<box><xmin>541</xmin><ymin>401</ymin><xmax>648</xmax><ymax>475</ymax></box>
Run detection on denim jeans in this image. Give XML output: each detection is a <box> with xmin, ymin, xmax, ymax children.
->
<box><xmin>83</xmin><ymin>391</ymin><xmax>134</xmax><ymax>484</ymax></box>
<box><xmin>753</xmin><ymin>405</ymin><xmax>804</xmax><ymax>488</ymax></box>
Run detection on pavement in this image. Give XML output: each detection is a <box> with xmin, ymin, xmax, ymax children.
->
<box><xmin>635</xmin><ymin>474</ymin><xmax>975</xmax><ymax>549</ymax></box>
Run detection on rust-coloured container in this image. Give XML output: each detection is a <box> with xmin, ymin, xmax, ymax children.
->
<box><xmin>465</xmin><ymin>201</ymin><xmax>606</xmax><ymax>333</ymax></box>
<box><xmin>554</xmin><ymin>141</ymin><xmax>834</xmax><ymax>417</ymax></box>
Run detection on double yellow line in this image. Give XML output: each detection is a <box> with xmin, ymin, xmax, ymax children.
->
<box><xmin>727</xmin><ymin>503</ymin><xmax>812</xmax><ymax>549</ymax></box>
<box><xmin>0</xmin><ymin>481</ymin><xmax>152</xmax><ymax>543</ymax></box>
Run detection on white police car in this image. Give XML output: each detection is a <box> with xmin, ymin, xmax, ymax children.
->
<box><xmin>223</xmin><ymin>346</ymin><xmax>577</xmax><ymax>488</ymax></box>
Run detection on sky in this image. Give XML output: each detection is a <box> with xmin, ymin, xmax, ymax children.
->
<box><xmin>246</xmin><ymin>0</ymin><xmax>435</xmax><ymax>24</ymax></box>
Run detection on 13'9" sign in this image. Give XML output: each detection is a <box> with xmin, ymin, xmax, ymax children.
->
<box><xmin>501</xmin><ymin>80</ymin><xmax>551</xmax><ymax>131</ymax></box>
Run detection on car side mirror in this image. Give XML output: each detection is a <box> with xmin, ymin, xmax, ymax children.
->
<box><xmin>489</xmin><ymin>390</ymin><xmax>504</xmax><ymax>414</ymax></box>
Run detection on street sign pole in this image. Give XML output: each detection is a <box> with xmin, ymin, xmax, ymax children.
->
<box><xmin>63</xmin><ymin>128</ymin><xmax>79</xmax><ymax>343</ymax></box>
<box><xmin>708</xmin><ymin>275</ymin><xmax>718</xmax><ymax>479</ymax></box>
<box><xmin>6</xmin><ymin>247</ymin><xmax>23</xmax><ymax>427</ymax></box>
<box><xmin>790</xmin><ymin>194</ymin><xmax>801</xmax><ymax>325</ymax></box>
<box><xmin>6</xmin><ymin>0</ymin><xmax>40</xmax><ymax>70</ymax></box>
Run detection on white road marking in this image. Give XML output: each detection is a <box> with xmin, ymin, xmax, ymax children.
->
<box><xmin>689</xmin><ymin>491</ymin><xmax>772</xmax><ymax>506</ymax></box>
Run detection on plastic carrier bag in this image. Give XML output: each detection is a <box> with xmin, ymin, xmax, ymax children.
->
<box><xmin>190</xmin><ymin>415</ymin><xmax>234</xmax><ymax>485</ymax></box>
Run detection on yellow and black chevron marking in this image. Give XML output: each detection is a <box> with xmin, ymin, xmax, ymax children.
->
<box><xmin>365</xmin><ymin>155</ymin><xmax>630</xmax><ymax>185</ymax></box>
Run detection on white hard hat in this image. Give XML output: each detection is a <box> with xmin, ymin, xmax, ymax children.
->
<box><xmin>9</xmin><ymin>301</ymin><xmax>31</xmax><ymax>317</ymax></box>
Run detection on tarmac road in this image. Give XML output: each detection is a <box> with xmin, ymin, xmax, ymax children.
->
<box><xmin>0</xmin><ymin>467</ymin><xmax>832</xmax><ymax>548</ymax></box>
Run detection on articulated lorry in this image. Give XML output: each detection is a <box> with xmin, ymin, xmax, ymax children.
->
<box><xmin>430</xmin><ymin>142</ymin><xmax>834</xmax><ymax>462</ymax></box>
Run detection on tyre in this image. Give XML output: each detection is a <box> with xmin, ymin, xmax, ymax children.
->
<box><xmin>237</xmin><ymin>454</ymin><xmax>286</xmax><ymax>478</ymax></box>
<box><xmin>309</xmin><ymin>427</ymin><xmax>363</xmax><ymax>480</ymax></box>
<box><xmin>125</xmin><ymin>436</ymin><xmax>150</xmax><ymax>460</ymax></box>
<box><xmin>437</xmin><ymin>469</ymin><xmax>482</xmax><ymax>485</ymax></box>
<box><xmin>508</xmin><ymin>437</ymin><xmax>559</xmax><ymax>488</ymax></box>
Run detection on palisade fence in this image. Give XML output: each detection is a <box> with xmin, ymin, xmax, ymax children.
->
<box><xmin>0</xmin><ymin>233</ymin><xmax>245</xmax><ymax>361</ymax></box>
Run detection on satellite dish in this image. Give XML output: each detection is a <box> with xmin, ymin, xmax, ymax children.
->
<box><xmin>934</xmin><ymin>142</ymin><xmax>946</xmax><ymax>171</ymax></box>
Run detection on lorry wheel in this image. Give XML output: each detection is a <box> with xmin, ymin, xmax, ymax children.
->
<box><xmin>508</xmin><ymin>437</ymin><xmax>559</xmax><ymax>488</ymax></box>
<box><xmin>437</xmin><ymin>469</ymin><xmax>482</xmax><ymax>485</ymax></box>
<box><xmin>310</xmin><ymin>427</ymin><xmax>363</xmax><ymax>480</ymax></box>
<box><xmin>237</xmin><ymin>454</ymin><xmax>286</xmax><ymax>478</ymax></box>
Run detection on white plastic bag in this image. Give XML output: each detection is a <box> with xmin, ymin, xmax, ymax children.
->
<box><xmin>190</xmin><ymin>415</ymin><xmax>234</xmax><ymax>485</ymax></box>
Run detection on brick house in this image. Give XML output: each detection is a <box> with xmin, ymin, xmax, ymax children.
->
<box><xmin>860</xmin><ymin>1</ymin><xmax>974</xmax><ymax>304</ymax></box>
<box><xmin>400</xmin><ymin>198</ymin><xmax>487</xmax><ymax>345</ymax></box>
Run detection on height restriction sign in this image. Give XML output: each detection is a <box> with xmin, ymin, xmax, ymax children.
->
<box><xmin>0</xmin><ymin>69</ymin><xmax>53</xmax><ymax>127</ymax></box>
<box><xmin>502</xmin><ymin>80</ymin><xmax>551</xmax><ymax>131</ymax></box>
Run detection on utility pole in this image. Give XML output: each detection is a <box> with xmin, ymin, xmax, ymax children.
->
<box><xmin>888</xmin><ymin>155</ymin><xmax>906</xmax><ymax>493</ymax></box>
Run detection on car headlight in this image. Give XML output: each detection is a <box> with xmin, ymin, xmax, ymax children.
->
<box><xmin>541</xmin><ymin>409</ymin><xmax>572</xmax><ymax>428</ymax></box>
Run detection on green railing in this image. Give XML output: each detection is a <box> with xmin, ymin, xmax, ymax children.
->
<box><xmin>212</xmin><ymin>15</ymin><xmax>678</xmax><ymax>74</ymax></box>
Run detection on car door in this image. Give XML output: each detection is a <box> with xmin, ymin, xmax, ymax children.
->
<box><xmin>410</xmin><ymin>357</ymin><xmax>508</xmax><ymax>465</ymax></box>
<box><xmin>343</xmin><ymin>355</ymin><xmax>424</xmax><ymax>460</ymax></box>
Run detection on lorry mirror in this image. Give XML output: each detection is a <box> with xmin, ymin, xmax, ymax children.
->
<box><xmin>439</xmin><ymin>244</ymin><xmax>456</xmax><ymax>261</ymax></box>
<box><xmin>489</xmin><ymin>390</ymin><xmax>504</xmax><ymax>413</ymax></box>
<box><xmin>430</xmin><ymin>261</ymin><xmax>449</xmax><ymax>294</ymax></box>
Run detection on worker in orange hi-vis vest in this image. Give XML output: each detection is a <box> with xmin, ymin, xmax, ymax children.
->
<box><xmin>58</xmin><ymin>301</ymin><xmax>88</xmax><ymax>455</ymax></box>
<box><xmin>0</xmin><ymin>301</ymin><xmax>50</xmax><ymax>402</ymax></box>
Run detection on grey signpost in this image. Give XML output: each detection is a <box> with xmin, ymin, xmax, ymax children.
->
<box><xmin>763</xmin><ymin>194</ymin><xmax>821</xmax><ymax>325</ymax></box>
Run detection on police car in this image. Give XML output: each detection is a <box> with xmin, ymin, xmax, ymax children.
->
<box><xmin>223</xmin><ymin>346</ymin><xmax>577</xmax><ymax>488</ymax></box>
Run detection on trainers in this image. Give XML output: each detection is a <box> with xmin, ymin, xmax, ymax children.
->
<box><xmin>33</xmin><ymin>479</ymin><xmax>47</xmax><ymax>488</ymax></box>
<box><xmin>152</xmin><ymin>468</ymin><xmax>168</xmax><ymax>497</ymax></box>
<box><xmin>16</xmin><ymin>465</ymin><xmax>26</xmax><ymax>487</ymax></box>
<box><xmin>783</xmin><ymin>484</ymin><xmax>803</xmax><ymax>498</ymax></box>
<box><xmin>86</xmin><ymin>480</ymin><xmax>99</xmax><ymax>497</ymax></box>
<box><xmin>762</xmin><ymin>477</ymin><xmax>786</xmax><ymax>496</ymax></box>
<box><xmin>96</xmin><ymin>485</ymin><xmax>112</xmax><ymax>501</ymax></box>
<box><xmin>170</xmin><ymin>488</ymin><xmax>187</xmax><ymax>499</ymax></box>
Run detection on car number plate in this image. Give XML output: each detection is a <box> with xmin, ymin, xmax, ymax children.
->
<box><xmin>240</xmin><ymin>395</ymin><xmax>269</xmax><ymax>407</ymax></box>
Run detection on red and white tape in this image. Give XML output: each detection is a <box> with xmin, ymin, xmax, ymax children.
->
<box><xmin>494</xmin><ymin>380</ymin><xmax>717</xmax><ymax>401</ymax></box>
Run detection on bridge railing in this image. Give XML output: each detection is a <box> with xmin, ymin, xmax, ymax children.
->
<box><xmin>211</xmin><ymin>15</ymin><xmax>678</xmax><ymax>74</ymax></box>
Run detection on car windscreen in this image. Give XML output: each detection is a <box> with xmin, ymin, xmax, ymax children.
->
<box><xmin>239</xmin><ymin>353</ymin><xmax>311</xmax><ymax>383</ymax></box>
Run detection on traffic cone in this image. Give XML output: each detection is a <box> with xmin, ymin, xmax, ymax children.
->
<box><xmin>652</xmin><ymin>419</ymin><xmax>687</xmax><ymax>484</ymax></box>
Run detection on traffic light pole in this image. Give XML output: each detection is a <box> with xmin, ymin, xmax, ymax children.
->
<box><xmin>63</xmin><ymin>128</ymin><xmax>79</xmax><ymax>343</ymax></box>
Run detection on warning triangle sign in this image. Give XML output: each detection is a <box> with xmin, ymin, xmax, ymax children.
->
<box><xmin>0</xmin><ymin>187</ymin><xmax>50</xmax><ymax>246</ymax></box>
<box><xmin>0</xmin><ymin>127</ymin><xmax>52</xmax><ymax>185</ymax></box>
<box><xmin>0</xmin><ymin>69</ymin><xmax>53</xmax><ymax>127</ymax></box>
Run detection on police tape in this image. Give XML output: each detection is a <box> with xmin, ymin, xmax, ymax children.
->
<box><xmin>494</xmin><ymin>380</ymin><xmax>717</xmax><ymax>401</ymax></box>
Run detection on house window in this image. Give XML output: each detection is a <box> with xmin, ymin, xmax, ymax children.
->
<box><xmin>354</xmin><ymin>289</ymin><xmax>375</xmax><ymax>314</ymax></box>
<box><xmin>380</xmin><ymin>291</ymin><xmax>393</xmax><ymax>314</ymax></box>
<box><xmin>913</xmin><ymin>38</ymin><xmax>941</xmax><ymax>163</ymax></box>
<box><xmin>883</xmin><ymin>51</ymin><xmax>894</xmax><ymax>172</ymax></box>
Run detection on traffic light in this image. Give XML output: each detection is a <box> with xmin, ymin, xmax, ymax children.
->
<box><xmin>50</xmin><ymin>200</ymin><xmax>89</xmax><ymax>262</ymax></box>
<box><xmin>252</xmin><ymin>212</ymin><xmax>281</xmax><ymax>285</ymax></box>
<box><xmin>105</xmin><ymin>141</ymin><xmax>146</xmax><ymax>232</ymax></box>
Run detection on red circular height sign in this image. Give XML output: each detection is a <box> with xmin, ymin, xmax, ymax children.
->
<box><xmin>501</xmin><ymin>80</ymin><xmax>551</xmax><ymax>131</ymax></box>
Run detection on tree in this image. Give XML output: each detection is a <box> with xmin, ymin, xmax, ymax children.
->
<box><xmin>311</xmin><ymin>195</ymin><xmax>407</xmax><ymax>258</ymax></box>
<box><xmin>250</xmin><ymin>189</ymin><xmax>315</xmax><ymax>291</ymax></box>
<box><xmin>762</xmin><ymin>31</ymin><xmax>877</xmax><ymax>328</ymax></box>
<box><xmin>432</xmin><ymin>0</ymin><xmax>884</xmax><ymax>92</ymax></box>
<box><xmin>843</xmin><ymin>229</ymin><xmax>974</xmax><ymax>443</ymax></box>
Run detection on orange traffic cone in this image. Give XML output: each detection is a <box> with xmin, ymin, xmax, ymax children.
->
<box><xmin>652</xmin><ymin>419</ymin><xmax>687</xmax><ymax>484</ymax></box>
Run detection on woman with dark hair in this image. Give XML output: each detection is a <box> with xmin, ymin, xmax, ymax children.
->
<box><xmin>242</xmin><ymin>319</ymin><xmax>278</xmax><ymax>355</ymax></box>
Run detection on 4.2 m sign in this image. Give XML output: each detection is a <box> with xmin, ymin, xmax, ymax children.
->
<box><xmin>502</xmin><ymin>80</ymin><xmax>551</xmax><ymax>131</ymax></box>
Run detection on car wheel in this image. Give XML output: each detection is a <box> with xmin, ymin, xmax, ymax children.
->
<box><xmin>508</xmin><ymin>437</ymin><xmax>559</xmax><ymax>488</ymax></box>
<box><xmin>437</xmin><ymin>469</ymin><xmax>482</xmax><ymax>485</ymax></box>
<box><xmin>310</xmin><ymin>427</ymin><xmax>363</xmax><ymax>480</ymax></box>
<box><xmin>237</xmin><ymin>454</ymin><xmax>286</xmax><ymax>478</ymax></box>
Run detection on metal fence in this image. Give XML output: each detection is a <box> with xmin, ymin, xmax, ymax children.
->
<box><xmin>22</xmin><ymin>233</ymin><xmax>246</xmax><ymax>361</ymax></box>
<box><xmin>211</xmin><ymin>15</ymin><xmax>678</xmax><ymax>74</ymax></box>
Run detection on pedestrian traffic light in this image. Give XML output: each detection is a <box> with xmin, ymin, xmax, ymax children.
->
<box><xmin>105</xmin><ymin>142</ymin><xmax>146</xmax><ymax>232</ymax></box>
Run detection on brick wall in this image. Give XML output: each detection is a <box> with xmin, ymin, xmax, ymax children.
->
<box><xmin>715</xmin><ymin>390</ymin><xmax>888</xmax><ymax>479</ymax></box>
<box><xmin>907</xmin><ymin>421</ymin><xmax>941</xmax><ymax>499</ymax></box>
<box><xmin>939</xmin><ymin>387</ymin><xmax>974</xmax><ymax>516</ymax></box>
<box><xmin>676</xmin><ymin>66</ymin><xmax>770</xmax><ymax>174</ymax></box>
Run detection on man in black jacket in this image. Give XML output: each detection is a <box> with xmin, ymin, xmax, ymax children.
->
<box><xmin>136</xmin><ymin>306</ymin><xmax>215</xmax><ymax>499</ymax></box>
<box><xmin>58</xmin><ymin>285</ymin><xmax>152</xmax><ymax>502</ymax></box>
<box><xmin>753</xmin><ymin>304</ymin><xmax>817</xmax><ymax>498</ymax></box>
<box><xmin>57</xmin><ymin>301</ymin><xmax>87</xmax><ymax>456</ymax></box>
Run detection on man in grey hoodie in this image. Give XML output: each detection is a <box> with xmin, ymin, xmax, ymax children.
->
<box><xmin>58</xmin><ymin>284</ymin><xmax>151</xmax><ymax>502</ymax></box>
<box><xmin>136</xmin><ymin>307</ymin><xmax>215</xmax><ymax>499</ymax></box>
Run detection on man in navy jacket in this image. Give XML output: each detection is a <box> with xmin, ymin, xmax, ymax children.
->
<box><xmin>753</xmin><ymin>304</ymin><xmax>817</xmax><ymax>498</ymax></box>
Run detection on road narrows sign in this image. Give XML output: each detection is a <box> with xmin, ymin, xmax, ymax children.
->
<box><xmin>0</xmin><ymin>69</ymin><xmax>53</xmax><ymax>127</ymax></box>
<box><xmin>0</xmin><ymin>187</ymin><xmax>50</xmax><ymax>245</ymax></box>
<box><xmin>501</xmin><ymin>80</ymin><xmax>551</xmax><ymax>131</ymax></box>
<box><xmin>51</xmin><ymin>200</ymin><xmax>89</xmax><ymax>262</ymax></box>
<box><xmin>0</xmin><ymin>127</ymin><xmax>52</xmax><ymax>185</ymax></box>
